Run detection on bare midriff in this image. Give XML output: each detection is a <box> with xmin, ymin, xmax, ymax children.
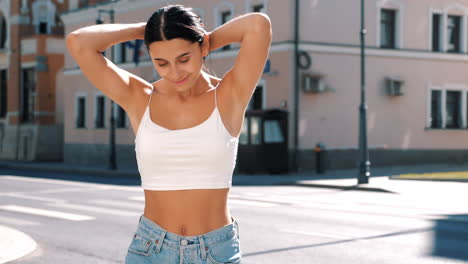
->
<box><xmin>143</xmin><ymin>188</ymin><xmax>232</xmax><ymax>236</ymax></box>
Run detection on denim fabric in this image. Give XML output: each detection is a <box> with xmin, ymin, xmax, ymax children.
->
<box><xmin>125</xmin><ymin>214</ymin><xmax>242</xmax><ymax>264</ymax></box>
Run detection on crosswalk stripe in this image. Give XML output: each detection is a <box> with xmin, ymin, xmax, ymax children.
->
<box><xmin>90</xmin><ymin>199</ymin><xmax>144</xmax><ymax>209</ymax></box>
<box><xmin>128</xmin><ymin>196</ymin><xmax>145</xmax><ymax>201</ymax></box>
<box><xmin>3</xmin><ymin>193</ymin><xmax>65</xmax><ymax>203</ymax></box>
<box><xmin>228</xmin><ymin>199</ymin><xmax>277</xmax><ymax>207</ymax></box>
<box><xmin>0</xmin><ymin>215</ymin><xmax>40</xmax><ymax>226</ymax></box>
<box><xmin>46</xmin><ymin>202</ymin><xmax>141</xmax><ymax>216</ymax></box>
<box><xmin>0</xmin><ymin>205</ymin><xmax>94</xmax><ymax>221</ymax></box>
<box><xmin>280</xmin><ymin>228</ymin><xmax>354</xmax><ymax>240</ymax></box>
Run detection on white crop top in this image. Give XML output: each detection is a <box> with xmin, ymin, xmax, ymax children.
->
<box><xmin>134</xmin><ymin>83</ymin><xmax>239</xmax><ymax>190</ymax></box>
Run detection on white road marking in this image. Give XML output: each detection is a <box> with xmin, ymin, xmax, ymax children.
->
<box><xmin>0</xmin><ymin>205</ymin><xmax>94</xmax><ymax>221</ymax></box>
<box><xmin>1</xmin><ymin>193</ymin><xmax>65</xmax><ymax>203</ymax></box>
<box><xmin>0</xmin><ymin>225</ymin><xmax>37</xmax><ymax>264</ymax></box>
<box><xmin>228</xmin><ymin>199</ymin><xmax>277</xmax><ymax>207</ymax></box>
<box><xmin>91</xmin><ymin>199</ymin><xmax>144</xmax><ymax>209</ymax></box>
<box><xmin>129</xmin><ymin>196</ymin><xmax>145</xmax><ymax>201</ymax></box>
<box><xmin>38</xmin><ymin>187</ymin><xmax>100</xmax><ymax>194</ymax></box>
<box><xmin>280</xmin><ymin>228</ymin><xmax>354</xmax><ymax>240</ymax></box>
<box><xmin>0</xmin><ymin>215</ymin><xmax>40</xmax><ymax>226</ymax></box>
<box><xmin>46</xmin><ymin>202</ymin><xmax>141</xmax><ymax>216</ymax></box>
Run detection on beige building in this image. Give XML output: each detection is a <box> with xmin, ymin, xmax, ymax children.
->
<box><xmin>59</xmin><ymin>0</ymin><xmax>468</xmax><ymax>172</ymax></box>
<box><xmin>0</xmin><ymin>0</ymin><xmax>75</xmax><ymax>161</ymax></box>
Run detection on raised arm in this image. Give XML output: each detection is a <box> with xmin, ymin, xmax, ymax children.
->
<box><xmin>65</xmin><ymin>22</ymin><xmax>150</xmax><ymax>111</ymax></box>
<box><xmin>208</xmin><ymin>13</ymin><xmax>272</xmax><ymax>108</ymax></box>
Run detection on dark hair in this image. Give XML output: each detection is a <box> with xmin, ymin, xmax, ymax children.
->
<box><xmin>144</xmin><ymin>5</ymin><xmax>205</xmax><ymax>50</ymax></box>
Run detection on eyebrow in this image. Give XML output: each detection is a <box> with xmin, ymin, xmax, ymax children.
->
<box><xmin>154</xmin><ymin>52</ymin><xmax>191</xmax><ymax>61</ymax></box>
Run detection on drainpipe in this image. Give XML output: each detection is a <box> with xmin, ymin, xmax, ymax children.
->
<box><xmin>293</xmin><ymin>0</ymin><xmax>300</xmax><ymax>172</ymax></box>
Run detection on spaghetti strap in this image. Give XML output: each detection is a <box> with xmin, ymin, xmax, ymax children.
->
<box><xmin>214</xmin><ymin>85</ymin><xmax>217</xmax><ymax>109</ymax></box>
<box><xmin>147</xmin><ymin>86</ymin><xmax>155</xmax><ymax>109</ymax></box>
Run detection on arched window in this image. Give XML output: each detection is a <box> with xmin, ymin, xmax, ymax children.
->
<box><xmin>32</xmin><ymin>0</ymin><xmax>56</xmax><ymax>34</ymax></box>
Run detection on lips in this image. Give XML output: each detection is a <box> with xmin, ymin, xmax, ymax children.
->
<box><xmin>174</xmin><ymin>76</ymin><xmax>189</xmax><ymax>84</ymax></box>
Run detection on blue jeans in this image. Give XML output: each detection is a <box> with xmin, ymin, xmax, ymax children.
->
<box><xmin>125</xmin><ymin>214</ymin><xmax>242</xmax><ymax>264</ymax></box>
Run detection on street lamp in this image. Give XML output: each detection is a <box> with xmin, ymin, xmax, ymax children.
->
<box><xmin>358</xmin><ymin>0</ymin><xmax>371</xmax><ymax>184</ymax></box>
<box><xmin>96</xmin><ymin>9</ymin><xmax>117</xmax><ymax>170</ymax></box>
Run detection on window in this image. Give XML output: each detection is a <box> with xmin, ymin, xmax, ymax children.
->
<box><xmin>95</xmin><ymin>95</ymin><xmax>105</xmax><ymax>128</ymax></box>
<box><xmin>380</xmin><ymin>9</ymin><xmax>396</xmax><ymax>49</ymax></box>
<box><xmin>0</xmin><ymin>70</ymin><xmax>6</xmax><ymax>118</ymax></box>
<box><xmin>0</xmin><ymin>15</ymin><xmax>7</xmax><ymax>49</ymax></box>
<box><xmin>239</xmin><ymin>119</ymin><xmax>248</xmax><ymax>145</ymax></box>
<box><xmin>79</xmin><ymin>0</ymin><xmax>89</xmax><ymax>7</ymax></box>
<box><xmin>247</xmin><ymin>85</ymin><xmax>264</xmax><ymax>111</ymax></box>
<box><xmin>221</xmin><ymin>11</ymin><xmax>232</xmax><ymax>50</ymax></box>
<box><xmin>432</xmin><ymin>14</ymin><xmax>442</xmax><ymax>52</ymax></box>
<box><xmin>447</xmin><ymin>15</ymin><xmax>461</xmax><ymax>53</ymax></box>
<box><xmin>250</xmin><ymin>116</ymin><xmax>261</xmax><ymax>145</ymax></box>
<box><xmin>39</xmin><ymin>22</ymin><xmax>47</xmax><ymax>34</ymax></box>
<box><xmin>264</xmin><ymin>120</ymin><xmax>284</xmax><ymax>143</ymax></box>
<box><xmin>116</xmin><ymin>104</ymin><xmax>127</xmax><ymax>128</ymax></box>
<box><xmin>430</xmin><ymin>90</ymin><xmax>442</xmax><ymax>128</ymax></box>
<box><xmin>445</xmin><ymin>91</ymin><xmax>461</xmax><ymax>128</ymax></box>
<box><xmin>253</xmin><ymin>4</ymin><xmax>264</xmax><ymax>13</ymax></box>
<box><xmin>76</xmin><ymin>96</ymin><xmax>86</xmax><ymax>128</ymax></box>
<box><xmin>116</xmin><ymin>42</ymin><xmax>127</xmax><ymax>63</ymax></box>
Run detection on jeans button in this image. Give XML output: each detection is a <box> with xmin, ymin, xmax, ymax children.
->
<box><xmin>181</xmin><ymin>239</ymin><xmax>188</xmax><ymax>246</ymax></box>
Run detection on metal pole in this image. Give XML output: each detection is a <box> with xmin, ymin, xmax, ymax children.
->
<box><xmin>15</xmin><ymin>17</ymin><xmax>22</xmax><ymax>160</ymax></box>
<box><xmin>358</xmin><ymin>0</ymin><xmax>370</xmax><ymax>184</ymax></box>
<box><xmin>109</xmin><ymin>9</ymin><xmax>117</xmax><ymax>170</ymax></box>
<box><xmin>97</xmin><ymin>9</ymin><xmax>117</xmax><ymax>170</ymax></box>
<box><xmin>293</xmin><ymin>0</ymin><xmax>300</xmax><ymax>172</ymax></box>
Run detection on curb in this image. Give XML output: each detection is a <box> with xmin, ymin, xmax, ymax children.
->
<box><xmin>291</xmin><ymin>180</ymin><xmax>397</xmax><ymax>193</ymax></box>
<box><xmin>0</xmin><ymin>225</ymin><xmax>37</xmax><ymax>264</ymax></box>
<box><xmin>0</xmin><ymin>163</ymin><xmax>139</xmax><ymax>178</ymax></box>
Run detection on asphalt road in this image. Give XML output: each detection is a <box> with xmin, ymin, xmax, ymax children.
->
<box><xmin>1</xmin><ymin>169</ymin><xmax>467</xmax><ymax>264</ymax></box>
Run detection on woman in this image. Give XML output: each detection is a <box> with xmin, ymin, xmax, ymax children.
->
<box><xmin>66</xmin><ymin>4</ymin><xmax>271</xmax><ymax>264</ymax></box>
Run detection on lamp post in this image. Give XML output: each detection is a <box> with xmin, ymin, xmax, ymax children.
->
<box><xmin>96</xmin><ymin>9</ymin><xmax>117</xmax><ymax>170</ymax></box>
<box><xmin>358</xmin><ymin>0</ymin><xmax>370</xmax><ymax>184</ymax></box>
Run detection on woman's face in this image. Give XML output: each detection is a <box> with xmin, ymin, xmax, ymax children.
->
<box><xmin>148</xmin><ymin>37</ymin><xmax>208</xmax><ymax>91</ymax></box>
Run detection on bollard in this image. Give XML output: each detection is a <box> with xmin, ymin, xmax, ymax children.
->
<box><xmin>314</xmin><ymin>142</ymin><xmax>326</xmax><ymax>174</ymax></box>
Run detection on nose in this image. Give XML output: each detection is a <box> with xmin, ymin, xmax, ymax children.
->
<box><xmin>168</xmin><ymin>65</ymin><xmax>184</xmax><ymax>81</ymax></box>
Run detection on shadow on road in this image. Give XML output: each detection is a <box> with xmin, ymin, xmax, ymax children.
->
<box><xmin>242</xmin><ymin>227</ymin><xmax>432</xmax><ymax>257</ymax></box>
<box><xmin>432</xmin><ymin>214</ymin><xmax>468</xmax><ymax>261</ymax></box>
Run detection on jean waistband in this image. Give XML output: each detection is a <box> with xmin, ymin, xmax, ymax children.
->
<box><xmin>136</xmin><ymin>214</ymin><xmax>239</xmax><ymax>249</ymax></box>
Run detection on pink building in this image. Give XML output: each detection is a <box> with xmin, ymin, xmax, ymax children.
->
<box><xmin>59</xmin><ymin>0</ymin><xmax>468</xmax><ymax>172</ymax></box>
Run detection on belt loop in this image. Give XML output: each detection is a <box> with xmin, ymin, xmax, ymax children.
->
<box><xmin>139</xmin><ymin>214</ymin><xmax>143</xmax><ymax>222</ymax></box>
<box><xmin>198</xmin><ymin>235</ymin><xmax>207</xmax><ymax>260</ymax></box>
<box><xmin>154</xmin><ymin>230</ymin><xmax>166</xmax><ymax>253</ymax></box>
<box><xmin>232</xmin><ymin>217</ymin><xmax>239</xmax><ymax>239</ymax></box>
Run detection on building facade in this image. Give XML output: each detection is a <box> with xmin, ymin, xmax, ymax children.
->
<box><xmin>0</xmin><ymin>0</ymin><xmax>70</xmax><ymax>161</ymax></box>
<box><xmin>297</xmin><ymin>0</ymin><xmax>468</xmax><ymax>170</ymax></box>
<box><xmin>60</xmin><ymin>0</ymin><xmax>282</xmax><ymax>169</ymax></box>
<box><xmin>59</xmin><ymin>0</ymin><xmax>468</xmax><ymax>172</ymax></box>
